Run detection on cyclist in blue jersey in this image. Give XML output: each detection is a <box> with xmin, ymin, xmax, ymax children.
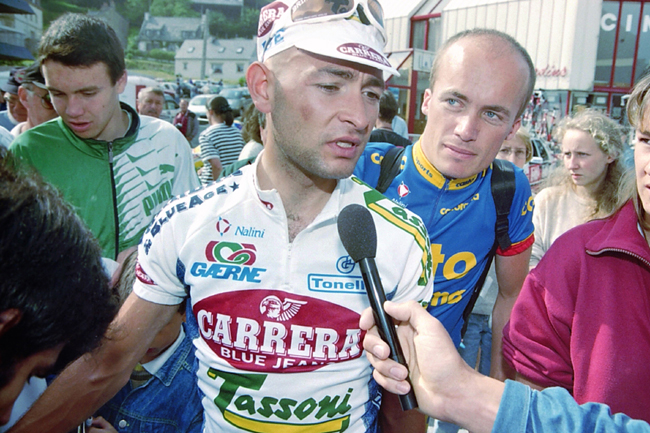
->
<box><xmin>355</xmin><ymin>28</ymin><xmax>536</xmax><ymax>394</ymax></box>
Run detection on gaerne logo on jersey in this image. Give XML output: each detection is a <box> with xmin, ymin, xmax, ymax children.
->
<box><xmin>206</xmin><ymin>241</ymin><xmax>256</xmax><ymax>264</ymax></box>
<box><xmin>258</xmin><ymin>1</ymin><xmax>287</xmax><ymax>37</ymax></box>
<box><xmin>189</xmin><ymin>241</ymin><xmax>267</xmax><ymax>283</ymax></box>
<box><xmin>337</xmin><ymin>43</ymin><xmax>391</xmax><ymax>67</ymax></box>
<box><xmin>135</xmin><ymin>262</ymin><xmax>156</xmax><ymax>285</ymax></box>
<box><xmin>194</xmin><ymin>289</ymin><xmax>364</xmax><ymax>372</ymax></box>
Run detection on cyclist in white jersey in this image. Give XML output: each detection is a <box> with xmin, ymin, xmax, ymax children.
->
<box><xmin>10</xmin><ymin>2</ymin><xmax>433</xmax><ymax>432</ymax></box>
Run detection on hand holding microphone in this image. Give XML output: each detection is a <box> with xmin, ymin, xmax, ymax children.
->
<box><xmin>337</xmin><ymin>204</ymin><xmax>418</xmax><ymax>411</ymax></box>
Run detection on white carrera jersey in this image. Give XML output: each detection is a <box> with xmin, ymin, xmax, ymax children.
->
<box><xmin>133</xmin><ymin>159</ymin><xmax>433</xmax><ymax>433</ymax></box>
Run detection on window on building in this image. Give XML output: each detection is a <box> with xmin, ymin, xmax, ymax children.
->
<box><xmin>237</xmin><ymin>63</ymin><xmax>245</xmax><ymax>72</ymax></box>
<box><xmin>236</xmin><ymin>47</ymin><xmax>244</xmax><ymax>53</ymax></box>
<box><xmin>427</xmin><ymin>17</ymin><xmax>442</xmax><ymax>52</ymax></box>
<box><xmin>412</xmin><ymin>20</ymin><xmax>426</xmax><ymax>50</ymax></box>
<box><xmin>635</xmin><ymin>4</ymin><xmax>650</xmax><ymax>82</ymax></box>
<box><xmin>188</xmin><ymin>46</ymin><xmax>195</xmax><ymax>53</ymax></box>
<box><xmin>218</xmin><ymin>47</ymin><xmax>226</xmax><ymax>53</ymax></box>
<box><xmin>595</xmin><ymin>1</ymin><xmax>618</xmax><ymax>86</ymax></box>
<box><xmin>614</xmin><ymin>2</ymin><xmax>641</xmax><ymax>87</ymax></box>
<box><xmin>183</xmin><ymin>62</ymin><xmax>188</xmax><ymax>70</ymax></box>
<box><xmin>212</xmin><ymin>63</ymin><xmax>223</xmax><ymax>74</ymax></box>
<box><xmin>410</xmin><ymin>15</ymin><xmax>442</xmax><ymax>52</ymax></box>
<box><xmin>595</xmin><ymin>1</ymin><xmax>650</xmax><ymax>89</ymax></box>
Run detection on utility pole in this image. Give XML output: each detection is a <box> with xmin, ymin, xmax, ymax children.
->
<box><xmin>200</xmin><ymin>9</ymin><xmax>210</xmax><ymax>80</ymax></box>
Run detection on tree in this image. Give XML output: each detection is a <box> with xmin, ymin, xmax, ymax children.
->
<box><xmin>150</xmin><ymin>0</ymin><xmax>199</xmax><ymax>17</ymax></box>
<box><xmin>118</xmin><ymin>0</ymin><xmax>150</xmax><ymax>28</ymax></box>
<box><xmin>208</xmin><ymin>7</ymin><xmax>258</xmax><ymax>39</ymax></box>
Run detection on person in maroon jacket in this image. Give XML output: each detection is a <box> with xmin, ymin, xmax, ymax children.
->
<box><xmin>502</xmin><ymin>73</ymin><xmax>650</xmax><ymax>423</ymax></box>
<box><xmin>173</xmin><ymin>98</ymin><xmax>199</xmax><ymax>142</ymax></box>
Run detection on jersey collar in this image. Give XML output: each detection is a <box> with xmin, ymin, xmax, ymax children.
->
<box><xmin>412</xmin><ymin>139</ymin><xmax>485</xmax><ymax>190</ymax></box>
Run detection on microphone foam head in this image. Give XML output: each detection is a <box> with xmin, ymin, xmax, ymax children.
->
<box><xmin>337</xmin><ymin>204</ymin><xmax>377</xmax><ymax>261</ymax></box>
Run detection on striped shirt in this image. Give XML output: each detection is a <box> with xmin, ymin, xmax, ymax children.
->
<box><xmin>199</xmin><ymin>123</ymin><xmax>245</xmax><ymax>184</ymax></box>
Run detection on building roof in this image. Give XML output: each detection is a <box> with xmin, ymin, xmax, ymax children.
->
<box><xmin>0</xmin><ymin>0</ymin><xmax>33</xmax><ymax>14</ymax></box>
<box><xmin>0</xmin><ymin>41</ymin><xmax>33</xmax><ymax>60</ymax></box>
<box><xmin>443</xmin><ymin>0</ymin><xmax>509</xmax><ymax>10</ymax></box>
<box><xmin>139</xmin><ymin>16</ymin><xmax>202</xmax><ymax>42</ymax></box>
<box><xmin>384</xmin><ymin>0</ymin><xmax>428</xmax><ymax>19</ymax></box>
<box><xmin>175</xmin><ymin>37</ymin><xmax>255</xmax><ymax>61</ymax></box>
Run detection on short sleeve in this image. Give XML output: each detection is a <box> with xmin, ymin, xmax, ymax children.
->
<box><xmin>497</xmin><ymin>168</ymin><xmax>535</xmax><ymax>256</ymax></box>
<box><xmin>133</xmin><ymin>200</ymin><xmax>188</xmax><ymax>306</ymax></box>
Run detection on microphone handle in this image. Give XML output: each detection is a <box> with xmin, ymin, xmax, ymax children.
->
<box><xmin>358</xmin><ymin>258</ymin><xmax>418</xmax><ymax>411</ymax></box>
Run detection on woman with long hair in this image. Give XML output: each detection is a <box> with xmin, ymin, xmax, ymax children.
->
<box><xmin>199</xmin><ymin>96</ymin><xmax>245</xmax><ymax>184</ymax></box>
<box><xmin>502</xmin><ymin>76</ymin><xmax>650</xmax><ymax>424</ymax></box>
<box><xmin>530</xmin><ymin>109</ymin><xmax>627</xmax><ymax>266</ymax></box>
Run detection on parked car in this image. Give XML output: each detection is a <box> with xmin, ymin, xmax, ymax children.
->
<box><xmin>201</xmin><ymin>81</ymin><xmax>222</xmax><ymax>95</ymax></box>
<box><xmin>160</xmin><ymin>94</ymin><xmax>179</xmax><ymax>124</ymax></box>
<box><xmin>187</xmin><ymin>94</ymin><xmax>218</xmax><ymax>124</ymax></box>
<box><xmin>159</xmin><ymin>82</ymin><xmax>178</xmax><ymax>98</ymax></box>
<box><xmin>220</xmin><ymin>87</ymin><xmax>252</xmax><ymax>116</ymax></box>
<box><xmin>526</xmin><ymin>137</ymin><xmax>559</xmax><ymax>192</ymax></box>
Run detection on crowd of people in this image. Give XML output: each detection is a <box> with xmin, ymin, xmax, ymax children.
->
<box><xmin>0</xmin><ymin>1</ymin><xmax>649</xmax><ymax>433</ymax></box>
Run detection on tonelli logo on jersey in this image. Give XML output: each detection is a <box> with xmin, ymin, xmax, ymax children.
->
<box><xmin>194</xmin><ymin>289</ymin><xmax>364</xmax><ymax>373</ymax></box>
<box><xmin>189</xmin><ymin>241</ymin><xmax>267</xmax><ymax>283</ymax></box>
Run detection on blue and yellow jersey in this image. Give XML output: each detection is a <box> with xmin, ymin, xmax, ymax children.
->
<box><xmin>354</xmin><ymin>140</ymin><xmax>534</xmax><ymax>346</ymax></box>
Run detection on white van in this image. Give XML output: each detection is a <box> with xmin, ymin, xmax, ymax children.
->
<box><xmin>119</xmin><ymin>74</ymin><xmax>160</xmax><ymax>111</ymax></box>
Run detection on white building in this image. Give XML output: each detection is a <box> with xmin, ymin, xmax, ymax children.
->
<box><xmin>175</xmin><ymin>37</ymin><xmax>255</xmax><ymax>81</ymax></box>
<box><xmin>0</xmin><ymin>0</ymin><xmax>42</xmax><ymax>60</ymax></box>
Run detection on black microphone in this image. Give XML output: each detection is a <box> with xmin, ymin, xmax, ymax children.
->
<box><xmin>337</xmin><ymin>204</ymin><xmax>418</xmax><ymax>411</ymax></box>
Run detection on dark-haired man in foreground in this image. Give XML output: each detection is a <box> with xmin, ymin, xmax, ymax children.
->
<box><xmin>0</xmin><ymin>157</ymin><xmax>117</xmax><ymax>426</ymax></box>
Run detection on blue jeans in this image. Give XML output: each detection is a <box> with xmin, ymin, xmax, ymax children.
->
<box><xmin>458</xmin><ymin>313</ymin><xmax>492</xmax><ymax>375</ymax></box>
<box><xmin>429</xmin><ymin>314</ymin><xmax>492</xmax><ymax>433</ymax></box>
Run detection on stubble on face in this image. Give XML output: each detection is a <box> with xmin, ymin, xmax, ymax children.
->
<box><xmin>263</xmin><ymin>49</ymin><xmax>381</xmax><ymax>185</ymax></box>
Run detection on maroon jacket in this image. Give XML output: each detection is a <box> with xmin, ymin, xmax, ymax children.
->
<box><xmin>503</xmin><ymin>200</ymin><xmax>650</xmax><ymax>422</ymax></box>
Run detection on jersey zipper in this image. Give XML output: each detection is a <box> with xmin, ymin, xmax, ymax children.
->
<box><xmin>587</xmin><ymin>248</ymin><xmax>650</xmax><ymax>268</ymax></box>
<box><xmin>108</xmin><ymin>141</ymin><xmax>119</xmax><ymax>260</ymax></box>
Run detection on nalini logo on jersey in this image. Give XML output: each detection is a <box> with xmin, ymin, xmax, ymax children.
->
<box><xmin>235</xmin><ymin>225</ymin><xmax>265</xmax><ymax>238</ymax></box>
<box><xmin>397</xmin><ymin>181</ymin><xmax>410</xmax><ymax>198</ymax></box>
<box><xmin>216</xmin><ymin>217</ymin><xmax>231</xmax><ymax>236</ymax></box>
<box><xmin>194</xmin><ymin>289</ymin><xmax>364</xmax><ymax>373</ymax></box>
<box><xmin>189</xmin><ymin>241</ymin><xmax>266</xmax><ymax>283</ymax></box>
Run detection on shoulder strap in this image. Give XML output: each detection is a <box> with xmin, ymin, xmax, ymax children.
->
<box><xmin>460</xmin><ymin>159</ymin><xmax>516</xmax><ymax>337</ymax></box>
<box><xmin>491</xmin><ymin>158</ymin><xmax>516</xmax><ymax>251</ymax></box>
<box><xmin>375</xmin><ymin>146</ymin><xmax>405</xmax><ymax>193</ymax></box>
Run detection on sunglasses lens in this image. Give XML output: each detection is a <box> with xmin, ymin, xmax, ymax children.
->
<box><xmin>291</xmin><ymin>0</ymin><xmax>354</xmax><ymax>22</ymax></box>
<box><xmin>366</xmin><ymin>0</ymin><xmax>384</xmax><ymax>27</ymax></box>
